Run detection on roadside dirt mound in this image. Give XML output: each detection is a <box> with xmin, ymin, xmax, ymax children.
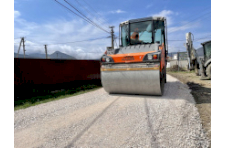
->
<box><xmin>168</xmin><ymin>72</ymin><xmax>211</xmax><ymax>146</ymax></box>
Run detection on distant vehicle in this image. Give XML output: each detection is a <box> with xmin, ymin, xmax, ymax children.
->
<box><xmin>185</xmin><ymin>32</ymin><xmax>211</xmax><ymax>79</ymax></box>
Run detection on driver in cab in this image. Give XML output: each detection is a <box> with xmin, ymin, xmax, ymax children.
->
<box><xmin>130</xmin><ymin>28</ymin><xmax>143</xmax><ymax>44</ymax></box>
<box><xmin>130</xmin><ymin>28</ymin><xmax>139</xmax><ymax>40</ymax></box>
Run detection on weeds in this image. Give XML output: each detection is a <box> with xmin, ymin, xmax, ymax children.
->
<box><xmin>14</xmin><ymin>84</ymin><xmax>101</xmax><ymax>110</ymax></box>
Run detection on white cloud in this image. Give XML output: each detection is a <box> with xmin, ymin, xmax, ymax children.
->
<box><xmin>14</xmin><ymin>8</ymin><xmax>209</xmax><ymax>57</ymax></box>
<box><xmin>14</xmin><ymin>15</ymin><xmax>111</xmax><ymax>59</ymax></box>
<box><xmin>166</xmin><ymin>23</ymin><xmax>209</xmax><ymax>53</ymax></box>
<box><xmin>110</xmin><ymin>9</ymin><xmax>126</xmax><ymax>14</ymax></box>
<box><xmin>14</xmin><ymin>10</ymin><xmax>21</xmax><ymax>18</ymax></box>
<box><xmin>152</xmin><ymin>10</ymin><xmax>174</xmax><ymax>26</ymax></box>
<box><xmin>150</xmin><ymin>9</ymin><xmax>202</xmax><ymax>53</ymax></box>
<box><xmin>152</xmin><ymin>10</ymin><xmax>173</xmax><ymax>17</ymax></box>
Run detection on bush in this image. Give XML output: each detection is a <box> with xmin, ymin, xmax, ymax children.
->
<box><xmin>167</xmin><ymin>65</ymin><xmax>187</xmax><ymax>72</ymax></box>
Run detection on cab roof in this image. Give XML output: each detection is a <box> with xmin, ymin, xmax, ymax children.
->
<box><xmin>120</xmin><ymin>16</ymin><xmax>166</xmax><ymax>25</ymax></box>
<box><xmin>201</xmin><ymin>40</ymin><xmax>211</xmax><ymax>46</ymax></box>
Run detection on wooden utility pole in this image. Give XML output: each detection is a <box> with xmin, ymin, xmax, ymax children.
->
<box><xmin>109</xmin><ymin>26</ymin><xmax>114</xmax><ymax>49</ymax></box>
<box><xmin>17</xmin><ymin>37</ymin><xmax>25</xmax><ymax>58</ymax></box>
<box><xmin>22</xmin><ymin>38</ymin><xmax>26</xmax><ymax>58</ymax></box>
<box><xmin>178</xmin><ymin>50</ymin><xmax>180</xmax><ymax>71</ymax></box>
<box><xmin>44</xmin><ymin>45</ymin><xmax>48</xmax><ymax>59</ymax></box>
<box><xmin>17</xmin><ymin>37</ymin><xmax>23</xmax><ymax>58</ymax></box>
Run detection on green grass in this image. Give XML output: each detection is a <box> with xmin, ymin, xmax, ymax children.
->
<box><xmin>14</xmin><ymin>84</ymin><xmax>102</xmax><ymax>111</ymax></box>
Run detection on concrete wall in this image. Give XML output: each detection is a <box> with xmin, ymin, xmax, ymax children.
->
<box><xmin>168</xmin><ymin>60</ymin><xmax>188</xmax><ymax>70</ymax></box>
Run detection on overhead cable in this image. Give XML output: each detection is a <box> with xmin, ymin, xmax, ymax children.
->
<box><xmin>169</xmin><ymin>11</ymin><xmax>211</xmax><ymax>33</ymax></box>
<box><xmin>81</xmin><ymin>0</ymin><xmax>110</xmax><ymax>25</ymax></box>
<box><xmin>71</xmin><ymin>0</ymin><xmax>109</xmax><ymax>27</ymax></box>
<box><xmin>63</xmin><ymin>0</ymin><xmax>110</xmax><ymax>33</ymax></box>
<box><xmin>17</xmin><ymin>36</ymin><xmax>108</xmax><ymax>47</ymax></box>
<box><xmin>55</xmin><ymin>0</ymin><xmax>110</xmax><ymax>34</ymax></box>
<box><xmin>47</xmin><ymin>36</ymin><xmax>108</xmax><ymax>45</ymax></box>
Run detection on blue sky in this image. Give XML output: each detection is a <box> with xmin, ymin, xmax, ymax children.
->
<box><xmin>14</xmin><ymin>0</ymin><xmax>211</xmax><ymax>59</ymax></box>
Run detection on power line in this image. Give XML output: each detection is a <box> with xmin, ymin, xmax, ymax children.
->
<box><xmin>55</xmin><ymin>0</ymin><xmax>92</xmax><ymax>24</ymax></box>
<box><xmin>57</xmin><ymin>0</ymin><xmax>109</xmax><ymax>33</ymax></box>
<box><xmin>168</xmin><ymin>35</ymin><xmax>211</xmax><ymax>42</ymax></box>
<box><xmin>18</xmin><ymin>36</ymin><xmax>108</xmax><ymax>47</ymax></box>
<box><xmin>169</xmin><ymin>11</ymin><xmax>211</xmax><ymax>33</ymax></box>
<box><xmin>194</xmin><ymin>39</ymin><xmax>211</xmax><ymax>43</ymax></box>
<box><xmin>168</xmin><ymin>40</ymin><xmax>185</xmax><ymax>41</ymax></box>
<box><xmin>169</xmin><ymin>16</ymin><xmax>209</xmax><ymax>33</ymax></box>
<box><xmin>71</xmin><ymin>0</ymin><xmax>109</xmax><ymax>27</ymax></box>
<box><xmin>63</xmin><ymin>0</ymin><xmax>110</xmax><ymax>33</ymax></box>
<box><xmin>55</xmin><ymin>0</ymin><xmax>110</xmax><ymax>34</ymax></box>
<box><xmin>169</xmin><ymin>12</ymin><xmax>211</xmax><ymax>33</ymax></box>
<box><xmin>48</xmin><ymin>36</ymin><xmax>108</xmax><ymax>45</ymax></box>
<box><xmin>194</xmin><ymin>36</ymin><xmax>211</xmax><ymax>42</ymax></box>
<box><xmin>72</xmin><ymin>0</ymin><xmax>93</xmax><ymax>16</ymax></box>
<box><xmin>175</xmin><ymin>6</ymin><xmax>211</xmax><ymax>26</ymax></box>
<box><xmin>169</xmin><ymin>13</ymin><xmax>211</xmax><ymax>33</ymax></box>
<box><xmin>81</xmin><ymin>0</ymin><xmax>110</xmax><ymax>25</ymax></box>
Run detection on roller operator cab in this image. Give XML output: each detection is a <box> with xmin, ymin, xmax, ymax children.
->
<box><xmin>100</xmin><ymin>17</ymin><xmax>168</xmax><ymax>95</ymax></box>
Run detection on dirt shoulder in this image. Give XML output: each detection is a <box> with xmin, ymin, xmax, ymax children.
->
<box><xmin>168</xmin><ymin>71</ymin><xmax>211</xmax><ymax>144</ymax></box>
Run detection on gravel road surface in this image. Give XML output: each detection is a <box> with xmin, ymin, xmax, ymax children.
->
<box><xmin>14</xmin><ymin>75</ymin><xmax>209</xmax><ymax>148</ymax></box>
